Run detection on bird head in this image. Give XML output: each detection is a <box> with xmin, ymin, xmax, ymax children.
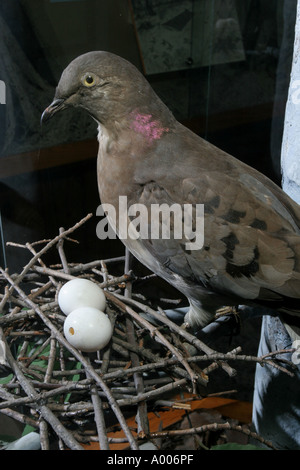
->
<box><xmin>41</xmin><ymin>51</ymin><xmax>154</xmax><ymax>126</ymax></box>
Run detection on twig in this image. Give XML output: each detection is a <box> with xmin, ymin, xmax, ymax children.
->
<box><xmin>86</xmin><ymin>357</ymin><xmax>109</xmax><ymax>450</ymax></box>
<box><xmin>19</xmin><ymin>214</ymin><xmax>92</xmax><ymax>282</ymax></box>
<box><xmin>124</xmin><ymin>248</ymin><xmax>149</xmax><ymax>437</ymax></box>
<box><xmin>0</xmin><ymin>407</ymin><xmax>38</xmax><ymax>429</ymax></box>
<box><xmin>0</xmin><ymin>286</ymin><xmax>10</xmax><ymax>314</ymax></box>
<box><xmin>148</xmin><ymin>421</ymin><xmax>277</xmax><ymax>450</ymax></box>
<box><xmin>105</xmin><ymin>291</ymin><xmax>201</xmax><ymax>387</ymax></box>
<box><xmin>44</xmin><ymin>337</ymin><xmax>57</xmax><ymax>383</ymax></box>
<box><xmin>26</xmin><ymin>242</ymin><xmax>58</xmax><ymax>288</ymax></box>
<box><xmin>0</xmin><ymin>214</ymin><xmax>93</xmax><ymax>314</ymax></box>
<box><xmin>0</xmin><ymin>215</ymin><xmax>283</xmax><ymax>450</ymax></box>
<box><xmin>0</xmin><ymin>326</ymin><xmax>84</xmax><ymax>450</ymax></box>
<box><xmin>0</xmin><ymin>267</ymin><xmax>139</xmax><ymax>450</ymax></box>
<box><xmin>32</xmin><ymin>266</ymin><xmax>75</xmax><ymax>281</ymax></box>
<box><xmin>57</xmin><ymin>227</ymin><xmax>70</xmax><ymax>275</ymax></box>
<box><xmin>22</xmin><ymin>336</ymin><xmax>52</xmax><ymax>368</ymax></box>
<box><xmin>114</xmin><ymin>378</ymin><xmax>187</xmax><ymax>408</ymax></box>
<box><xmin>39</xmin><ymin>419</ymin><xmax>50</xmax><ymax>450</ymax></box>
<box><xmin>0</xmin><ymin>300</ymin><xmax>58</xmax><ymax>326</ymax></box>
<box><xmin>0</xmin><ymin>345</ymin><xmax>293</xmax><ymax>414</ymax></box>
<box><xmin>108</xmin><ymin>292</ymin><xmax>236</xmax><ymax>377</ymax></box>
<box><xmin>31</xmin><ymin>265</ymin><xmax>133</xmax><ymax>287</ymax></box>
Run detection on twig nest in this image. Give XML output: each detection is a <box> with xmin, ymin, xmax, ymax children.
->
<box><xmin>58</xmin><ymin>278</ymin><xmax>106</xmax><ymax>315</ymax></box>
<box><xmin>63</xmin><ymin>307</ymin><xmax>113</xmax><ymax>352</ymax></box>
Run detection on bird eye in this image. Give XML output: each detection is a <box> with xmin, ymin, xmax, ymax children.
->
<box><xmin>82</xmin><ymin>73</ymin><xmax>96</xmax><ymax>87</ymax></box>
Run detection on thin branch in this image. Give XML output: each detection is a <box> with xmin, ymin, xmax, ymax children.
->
<box><xmin>0</xmin><ymin>267</ymin><xmax>139</xmax><ymax>450</ymax></box>
<box><xmin>0</xmin><ymin>326</ymin><xmax>84</xmax><ymax>450</ymax></box>
<box><xmin>0</xmin><ymin>214</ymin><xmax>93</xmax><ymax>313</ymax></box>
<box><xmin>85</xmin><ymin>357</ymin><xmax>109</xmax><ymax>450</ymax></box>
<box><xmin>105</xmin><ymin>291</ymin><xmax>203</xmax><ymax>386</ymax></box>
<box><xmin>0</xmin><ymin>214</ymin><xmax>284</xmax><ymax>451</ymax></box>
<box><xmin>147</xmin><ymin>421</ymin><xmax>277</xmax><ymax>450</ymax></box>
<box><xmin>124</xmin><ymin>248</ymin><xmax>149</xmax><ymax>437</ymax></box>
<box><xmin>107</xmin><ymin>292</ymin><xmax>236</xmax><ymax>377</ymax></box>
<box><xmin>57</xmin><ymin>227</ymin><xmax>70</xmax><ymax>275</ymax></box>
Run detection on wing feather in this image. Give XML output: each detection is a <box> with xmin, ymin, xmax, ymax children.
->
<box><xmin>130</xmin><ymin>170</ymin><xmax>300</xmax><ymax>307</ymax></box>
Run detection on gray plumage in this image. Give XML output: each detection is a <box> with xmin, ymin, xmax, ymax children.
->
<box><xmin>42</xmin><ymin>51</ymin><xmax>300</xmax><ymax>334</ymax></box>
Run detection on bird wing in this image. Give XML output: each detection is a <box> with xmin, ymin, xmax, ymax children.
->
<box><xmin>129</xmin><ymin>167</ymin><xmax>300</xmax><ymax>309</ymax></box>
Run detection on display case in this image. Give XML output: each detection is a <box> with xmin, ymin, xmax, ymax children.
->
<box><xmin>0</xmin><ymin>0</ymin><xmax>297</xmax><ymax>450</ymax></box>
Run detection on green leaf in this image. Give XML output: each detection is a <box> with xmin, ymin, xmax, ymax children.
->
<box><xmin>0</xmin><ymin>373</ymin><xmax>13</xmax><ymax>384</ymax></box>
<box><xmin>22</xmin><ymin>425</ymin><xmax>37</xmax><ymax>437</ymax></box>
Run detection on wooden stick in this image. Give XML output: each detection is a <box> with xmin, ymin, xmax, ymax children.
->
<box><xmin>105</xmin><ymin>291</ymin><xmax>201</xmax><ymax>386</ymax></box>
<box><xmin>148</xmin><ymin>421</ymin><xmax>277</xmax><ymax>450</ymax></box>
<box><xmin>110</xmin><ymin>293</ymin><xmax>237</xmax><ymax>377</ymax></box>
<box><xmin>85</xmin><ymin>357</ymin><xmax>109</xmax><ymax>450</ymax></box>
<box><xmin>0</xmin><ymin>214</ymin><xmax>93</xmax><ymax>314</ymax></box>
<box><xmin>124</xmin><ymin>248</ymin><xmax>149</xmax><ymax>437</ymax></box>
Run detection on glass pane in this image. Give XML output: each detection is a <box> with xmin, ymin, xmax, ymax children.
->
<box><xmin>0</xmin><ymin>0</ymin><xmax>296</xmax><ymax>272</ymax></box>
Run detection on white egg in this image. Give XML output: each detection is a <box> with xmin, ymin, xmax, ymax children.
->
<box><xmin>63</xmin><ymin>307</ymin><xmax>113</xmax><ymax>352</ymax></box>
<box><xmin>58</xmin><ymin>278</ymin><xmax>106</xmax><ymax>315</ymax></box>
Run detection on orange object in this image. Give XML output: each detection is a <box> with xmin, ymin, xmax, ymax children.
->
<box><xmin>81</xmin><ymin>395</ymin><xmax>252</xmax><ymax>450</ymax></box>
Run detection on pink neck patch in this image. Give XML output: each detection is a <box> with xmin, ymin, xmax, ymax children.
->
<box><xmin>130</xmin><ymin>111</ymin><xmax>169</xmax><ymax>144</ymax></box>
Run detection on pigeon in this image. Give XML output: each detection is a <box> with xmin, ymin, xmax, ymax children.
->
<box><xmin>42</xmin><ymin>51</ymin><xmax>300</xmax><ymax>336</ymax></box>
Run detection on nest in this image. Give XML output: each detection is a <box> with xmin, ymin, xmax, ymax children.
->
<box><xmin>0</xmin><ymin>214</ymin><xmax>294</xmax><ymax>450</ymax></box>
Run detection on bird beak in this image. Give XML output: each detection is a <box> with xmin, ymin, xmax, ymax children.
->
<box><xmin>41</xmin><ymin>98</ymin><xmax>66</xmax><ymax>124</ymax></box>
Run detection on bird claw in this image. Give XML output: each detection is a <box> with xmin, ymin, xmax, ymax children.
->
<box><xmin>181</xmin><ymin>321</ymin><xmax>191</xmax><ymax>330</ymax></box>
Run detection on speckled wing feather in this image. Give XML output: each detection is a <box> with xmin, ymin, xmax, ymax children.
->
<box><xmin>128</xmin><ymin>156</ymin><xmax>300</xmax><ymax>326</ymax></box>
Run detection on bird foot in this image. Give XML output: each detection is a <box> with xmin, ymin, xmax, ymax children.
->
<box><xmin>181</xmin><ymin>321</ymin><xmax>190</xmax><ymax>330</ymax></box>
